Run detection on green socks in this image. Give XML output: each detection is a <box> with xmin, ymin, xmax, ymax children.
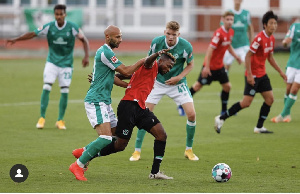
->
<box><xmin>58</xmin><ymin>93</ymin><xmax>68</xmax><ymax>121</ymax></box>
<box><xmin>135</xmin><ymin>129</ymin><xmax>146</xmax><ymax>149</ymax></box>
<box><xmin>79</xmin><ymin>136</ymin><xmax>112</xmax><ymax>165</ymax></box>
<box><xmin>40</xmin><ymin>89</ymin><xmax>50</xmax><ymax>118</ymax></box>
<box><xmin>186</xmin><ymin>120</ymin><xmax>196</xmax><ymax>148</ymax></box>
<box><xmin>281</xmin><ymin>94</ymin><xmax>297</xmax><ymax>117</ymax></box>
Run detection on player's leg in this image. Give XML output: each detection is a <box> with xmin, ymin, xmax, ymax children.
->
<box><xmin>36</xmin><ymin>62</ymin><xmax>58</xmax><ymax>129</ymax></box>
<box><xmin>219</xmin><ymin>68</ymin><xmax>231</xmax><ymax>114</ymax></box>
<box><xmin>130</xmin><ymin>81</ymin><xmax>163</xmax><ymax>161</ymax></box>
<box><xmin>172</xmin><ymin>82</ymin><xmax>198</xmax><ymax>160</ymax></box>
<box><xmin>56</xmin><ymin>67</ymin><xmax>73</xmax><ymax>129</ymax></box>
<box><xmin>280</xmin><ymin>82</ymin><xmax>300</xmax><ymax>120</ymax></box>
<box><xmin>69</xmin><ymin>102</ymin><xmax>113</xmax><ymax>181</ymax></box>
<box><xmin>255</xmin><ymin>90</ymin><xmax>273</xmax><ymax>133</ymax></box>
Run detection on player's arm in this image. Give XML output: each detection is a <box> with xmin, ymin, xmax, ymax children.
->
<box><xmin>165</xmin><ymin>59</ymin><xmax>194</xmax><ymax>85</ymax></box>
<box><xmin>5</xmin><ymin>32</ymin><xmax>36</xmax><ymax>46</ymax></box>
<box><xmin>201</xmin><ymin>45</ymin><xmax>214</xmax><ymax>78</ymax></box>
<box><xmin>76</xmin><ymin>29</ymin><xmax>90</xmax><ymax>67</ymax></box>
<box><xmin>267</xmin><ymin>53</ymin><xmax>287</xmax><ymax>82</ymax></box>
<box><xmin>228</xmin><ymin>45</ymin><xmax>242</xmax><ymax>64</ymax></box>
<box><xmin>282</xmin><ymin>37</ymin><xmax>292</xmax><ymax>48</ymax></box>
<box><xmin>248</xmin><ymin>23</ymin><xmax>254</xmax><ymax>43</ymax></box>
<box><xmin>245</xmin><ymin>51</ymin><xmax>255</xmax><ymax>86</ymax></box>
<box><xmin>144</xmin><ymin>49</ymin><xmax>170</xmax><ymax>68</ymax></box>
<box><xmin>114</xmin><ymin>76</ymin><xmax>128</xmax><ymax>88</ymax></box>
<box><xmin>115</xmin><ymin>58</ymin><xmax>146</xmax><ymax>77</ymax></box>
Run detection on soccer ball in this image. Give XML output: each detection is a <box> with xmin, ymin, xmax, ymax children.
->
<box><xmin>212</xmin><ymin>163</ymin><xmax>232</xmax><ymax>182</ymax></box>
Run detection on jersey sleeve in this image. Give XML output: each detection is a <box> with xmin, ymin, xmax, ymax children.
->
<box><xmin>71</xmin><ymin>22</ymin><xmax>80</xmax><ymax>36</ymax></box>
<box><xmin>210</xmin><ymin>30</ymin><xmax>221</xmax><ymax>49</ymax></box>
<box><xmin>34</xmin><ymin>23</ymin><xmax>50</xmax><ymax>36</ymax></box>
<box><xmin>148</xmin><ymin>38</ymin><xmax>157</xmax><ymax>56</ymax></box>
<box><xmin>184</xmin><ymin>42</ymin><xmax>194</xmax><ymax>63</ymax></box>
<box><xmin>249</xmin><ymin>35</ymin><xmax>261</xmax><ymax>53</ymax></box>
<box><xmin>101</xmin><ymin>49</ymin><xmax>122</xmax><ymax>70</ymax></box>
<box><xmin>285</xmin><ymin>24</ymin><xmax>295</xmax><ymax>39</ymax></box>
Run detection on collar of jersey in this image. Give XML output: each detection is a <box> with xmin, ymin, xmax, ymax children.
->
<box><xmin>55</xmin><ymin>20</ymin><xmax>67</xmax><ymax>30</ymax></box>
<box><xmin>262</xmin><ymin>30</ymin><xmax>270</xmax><ymax>38</ymax></box>
<box><xmin>232</xmin><ymin>8</ymin><xmax>243</xmax><ymax>15</ymax></box>
<box><xmin>165</xmin><ymin>37</ymin><xmax>179</xmax><ymax>49</ymax></box>
<box><xmin>221</xmin><ymin>25</ymin><xmax>229</xmax><ymax>33</ymax></box>
<box><xmin>104</xmin><ymin>43</ymin><xmax>113</xmax><ymax>51</ymax></box>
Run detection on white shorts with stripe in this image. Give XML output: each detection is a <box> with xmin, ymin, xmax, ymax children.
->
<box><xmin>84</xmin><ymin>102</ymin><xmax>118</xmax><ymax>129</ymax></box>
<box><xmin>43</xmin><ymin>62</ymin><xmax>73</xmax><ymax>87</ymax></box>
<box><xmin>223</xmin><ymin>45</ymin><xmax>249</xmax><ymax>66</ymax></box>
<box><xmin>145</xmin><ymin>80</ymin><xmax>193</xmax><ymax>106</ymax></box>
<box><xmin>286</xmin><ymin>66</ymin><xmax>300</xmax><ymax>84</ymax></box>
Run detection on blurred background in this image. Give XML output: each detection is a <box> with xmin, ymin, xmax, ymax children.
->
<box><xmin>0</xmin><ymin>0</ymin><xmax>299</xmax><ymax>56</ymax></box>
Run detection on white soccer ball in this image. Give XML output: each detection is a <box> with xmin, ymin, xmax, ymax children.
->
<box><xmin>212</xmin><ymin>163</ymin><xmax>232</xmax><ymax>182</ymax></box>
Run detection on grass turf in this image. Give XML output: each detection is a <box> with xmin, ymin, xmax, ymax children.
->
<box><xmin>0</xmin><ymin>53</ymin><xmax>299</xmax><ymax>192</ymax></box>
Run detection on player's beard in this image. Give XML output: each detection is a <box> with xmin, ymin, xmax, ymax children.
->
<box><xmin>109</xmin><ymin>39</ymin><xmax>120</xmax><ymax>49</ymax></box>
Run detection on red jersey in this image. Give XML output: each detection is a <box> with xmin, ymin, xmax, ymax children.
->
<box><xmin>204</xmin><ymin>26</ymin><xmax>234</xmax><ymax>70</ymax></box>
<box><xmin>121</xmin><ymin>61</ymin><xmax>158</xmax><ymax>109</ymax></box>
<box><xmin>246</xmin><ymin>30</ymin><xmax>275</xmax><ymax>78</ymax></box>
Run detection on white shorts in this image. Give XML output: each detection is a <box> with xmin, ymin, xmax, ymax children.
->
<box><xmin>43</xmin><ymin>62</ymin><xmax>73</xmax><ymax>87</ymax></box>
<box><xmin>84</xmin><ymin>102</ymin><xmax>118</xmax><ymax>129</ymax></box>
<box><xmin>223</xmin><ymin>45</ymin><xmax>249</xmax><ymax>66</ymax></box>
<box><xmin>286</xmin><ymin>67</ymin><xmax>300</xmax><ymax>84</ymax></box>
<box><xmin>145</xmin><ymin>80</ymin><xmax>193</xmax><ymax>106</ymax></box>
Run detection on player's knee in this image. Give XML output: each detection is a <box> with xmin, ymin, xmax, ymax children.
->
<box><xmin>157</xmin><ymin>131</ymin><xmax>167</xmax><ymax>141</ymax></box>
<box><xmin>60</xmin><ymin>87</ymin><xmax>69</xmax><ymax>93</ymax></box>
<box><xmin>43</xmin><ymin>83</ymin><xmax>52</xmax><ymax>91</ymax></box>
<box><xmin>187</xmin><ymin>111</ymin><xmax>196</xmax><ymax>121</ymax></box>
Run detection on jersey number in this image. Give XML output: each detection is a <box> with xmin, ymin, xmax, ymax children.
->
<box><xmin>177</xmin><ymin>84</ymin><xmax>187</xmax><ymax>93</ymax></box>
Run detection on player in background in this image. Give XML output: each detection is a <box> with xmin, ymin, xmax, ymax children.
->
<box><xmin>214</xmin><ymin>11</ymin><xmax>287</xmax><ymax>134</ymax></box>
<box><xmin>69</xmin><ymin>25</ymin><xmax>147</xmax><ymax>181</ymax></box>
<box><xmin>223</xmin><ymin>0</ymin><xmax>254</xmax><ymax>72</ymax></box>
<box><xmin>5</xmin><ymin>4</ymin><xmax>89</xmax><ymax>130</ymax></box>
<box><xmin>71</xmin><ymin>50</ymin><xmax>176</xmax><ymax>181</ymax></box>
<box><xmin>189</xmin><ymin>11</ymin><xmax>242</xmax><ymax>116</ymax></box>
<box><xmin>129</xmin><ymin>21</ymin><xmax>199</xmax><ymax>161</ymax></box>
<box><xmin>271</xmin><ymin>18</ymin><xmax>300</xmax><ymax>123</ymax></box>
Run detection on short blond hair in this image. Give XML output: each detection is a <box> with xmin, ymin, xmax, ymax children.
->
<box><xmin>222</xmin><ymin>11</ymin><xmax>234</xmax><ymax>18</ymax></box>
<box><xmin>166</xmin><ymin>21</ymin><xmax>180</xmax><ymax>31</ymax></box>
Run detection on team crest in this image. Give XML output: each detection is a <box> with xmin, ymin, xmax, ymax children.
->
<box><xmin>110</xmin><ymin>56</ymin><xmax>119</xmax><ymax>63</ymax></box>
<box><xmin>123</xmin><ymin>129</ymin><xmax>129</xmax><ymax>135</ymax></box>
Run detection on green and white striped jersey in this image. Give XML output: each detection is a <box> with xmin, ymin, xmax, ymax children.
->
<box><xmin>285</xmin><ymin>22</ymin><xmax>300</xmax><ymax>70</ymax></box>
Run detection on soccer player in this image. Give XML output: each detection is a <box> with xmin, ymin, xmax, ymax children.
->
<box><xmin>271</xmin><ymin>18</ymin><xmax>300</xmax><ymax>123</ymax></box>
<box><xmin>69</xmin><ymin>25</ymin><xmax>148</xmax><ymax>181</ymax></box>
<box><xmin>5</xmin><ymin>4</ymin><xmax>90</xmax><ymax>130</ymax></box>
<box><xmin>129</xmin><ymin>21</ymin><xmax>199</xmax><ymax>161</ymax></box>
<box><xmin>214</xmin><ymin>11</ymin><xmax>287</xmax><ymax>134</ymax></box>
<box><xmin>189</xmin><ymin>11</ymin><xmax>242</xmax><ymax>115</ymax></box>
<box><xmin>223</xmin><ymin>0</ymin><xmax>254</xmax><ymax>72</ymax></box>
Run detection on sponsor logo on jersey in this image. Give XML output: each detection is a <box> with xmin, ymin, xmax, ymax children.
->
<box><xmin>251</xmin><ymin>41</ymin><xmax>260</xmax><ymax>49</ymax></box>
<box><xmin>264</xmin><ymin>47</ymin><xmax>273</xmax><ymax>53</ymax></box>
<box><xmin>53</xmin><ymin>37</ymin><xmax>67</xmax><ymax>45</ymax></box>
<box><xmin>212</xmin><ymin>36</ymin><xmax>220</xmax><ymax>44</ymax></box>
<box><xmin>222</xmin><ymin>41</ymin><xmax>231</xmax><ymax>46</ymax></box>
<box><xmin>233</xmin><ymin>21</ymin><xmax>245</xmax><ymax>28</ymax></box>
<box><xmin>110</xmin><ymin>56</ymin><xmax>118</xmax><ymax>63</ymax></box>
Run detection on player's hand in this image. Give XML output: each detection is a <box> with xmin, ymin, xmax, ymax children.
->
<box><xmin>247</xmin><ymin>74</ymin><xmax>255</xmax><ymax>86</ymax></box>
<box><xmin>165</xmin><ymin>76</ymin><xmax>180</xmax><ymax>85</ymax></box>
<box><xmin>82</xmin><ymin>56</ymin><xmax>89</xmax><ymax>68</ymax></box>
<box><xmin>5</xmin><ymin>39</ymin><xmax>16</xmax><ymax>46</ymax></box>
<box><xmin>281</xmin><ymin>72</ymin><xmax>287</xmax><ymax>82</ymax></box>
<box><xmin>157</xmin><ymin>48</ymin><xmax>170</xmax><ymax>56</ymax></box>
<box><xmin>201</xmin><ymin>66</ymin><xmax>211</xmax><ymax>78</ymax></box>
<box><xmin>87</xmin><ymin>73</ymin><xmax>92</xmax><ymax>83</ymax></box>
<box><xmin>236</xmin><ymin>56</ymin><xmax>243</xmax><ymax>65</ymax></box>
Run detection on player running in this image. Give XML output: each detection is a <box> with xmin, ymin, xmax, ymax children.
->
<box><xmin>271</xmin><ymin>18</ymin><xmax>300</xmax><ymax>123</ymax></box>
<box><xmin>189</xmin><ymin>11</ymin><xmax>242</xmax><ymax>115</ymax></box>
<box><xmin>214</xmin><ymin>11</ymin><xmax>287</xmax><ymax>134</ymax></box>
<box><xmin>5</xmin><ymin>4</ymin><xmax>90</xmax><ymax>130</ymax></box>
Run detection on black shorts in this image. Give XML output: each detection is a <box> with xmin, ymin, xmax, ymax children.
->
<box><xmin>197</xmin><ymin>66</ymin><xmax>229</xmax><ymax>85</ymax></box>
<box><xmin>115</xmin><ymin>100</ymin><xmax>160</xmax><ymax>140</ymax></box>
<box><xmin>244</xmin><ymin>74</ymin><xmax>272</xmax><ymax>96</ymax></box>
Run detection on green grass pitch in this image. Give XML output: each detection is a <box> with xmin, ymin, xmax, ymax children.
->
<box><xmin>0</xmin><ymin>53</ymin><xmax>299</xmax><ymax>192</ymax></box>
